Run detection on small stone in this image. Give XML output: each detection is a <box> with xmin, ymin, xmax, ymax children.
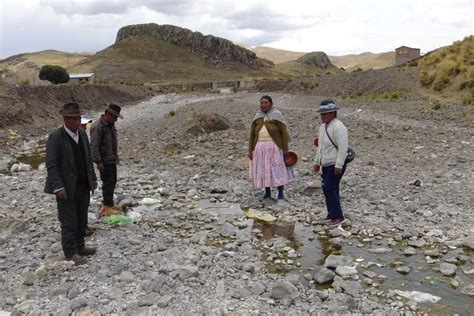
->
<box><xmin>396</xmin><ymin>266</ymin><xmax>411</xmax><ymax>275</ymax></box>
<box><xmin>335</xmin><ymin>266</ymin><xmax>358</xmax><ymax>277</ymax></box>
<box><xmin>403</xmin><ymin>247</ymin><xmax>417</xmax><ymax>256</ymax></box>
<box><xmin>22</xmin><ymin>271</ymin><xmax>35</xmax><ymax>286</ymax></box>
<box><xmin>118</xmin><ymin>271</ymin><xmax>135</xmax><ymax>283</ymax></box>
<box><xmin>313</xmin><ymin>268</ymin><xmax>335</xmax><ymax>284</ymax></box>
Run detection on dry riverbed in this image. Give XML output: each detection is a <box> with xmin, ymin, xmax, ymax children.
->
<box><xmin>1</xmin><ymin>92</ymin><xmax>473</xmax><ymax>315</ymax></box>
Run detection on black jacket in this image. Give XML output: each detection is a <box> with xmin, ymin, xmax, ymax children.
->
<box><xmin>44</xmin><ymin>127</ymin><xmax>97</xmax><ymax>196</ymax></box>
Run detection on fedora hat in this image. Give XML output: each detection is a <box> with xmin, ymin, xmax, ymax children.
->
<box><xmin>105</xmin><ymin>103</ymin><xmax>123</xmax><ymax>119</ymax></box>
<box><xmin>314</xmin><ymin>99</ymin><xmax>339</xmax><ymax>113</ymax></box>
<box><xmin>59</xmin><ymin>102</ymin><xmax>83</xmax><ymax>117</ymax></box>
<box><xmin>284</xmin><ymin>151</ymin><xmax>298</xmax><ymax>167</ymax></box>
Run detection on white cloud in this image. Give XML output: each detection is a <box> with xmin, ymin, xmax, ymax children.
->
<box><xmin>0</xmin><ymin>0</ymin><xmax>472</xmax><ymax>58</ymax></box>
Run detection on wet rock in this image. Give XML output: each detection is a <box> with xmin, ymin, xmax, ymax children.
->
<box><xmin>460</xmin><ymin>284</ymin><xmax>474</xmax><ymax>296</ymax></box>
<box><xmin>271</xmin><ymin>281</ymin><xmax>298</xmax><ymax>306</ymax></box>
<box><xmin>407</xmin><ymin>238</ymin><xmax>427</xmax><ymax>248</ymax></box>
<box><xmin>10</xmin><ymin>162</ymin><xmax>31</xmax><ymax>173</ymax></box>
<box><xmin>313</xmin><ymin>268</ymin><xmax>336</xmax><ymax>284</ymax></box>
<box><xmin>462</xmin><ymin>235</ymin><xmax>474</xmax><ymax>250</ymax></box>
<box><xmin>324</xmin><ymin>254</ymin><xmax>353</xmax><ymax>269</ymax></box>
<box><xmin>424</xmin><ymin>249</ymin><xmax>440</xmax><ymax>257</ymax></box>
<box><xmin>439</xmin><ymin>262</ymin><xmax>457</xmax><ymax>276</ymax></box>
<box><xmin>403</xmin><ymin>247</ymin><xmax>417</xmax><ymax>256</ymax></box>
<box><xmin>335</xmin><ymin>266</ymin><xmax>358</xmax><ymax>277</ymax></box>
<box><xmin>397</xmin><ymin>266</ymin><xmax>411</xmax><ymax>275</ymax></box>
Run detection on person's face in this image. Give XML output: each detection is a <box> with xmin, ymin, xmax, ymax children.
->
<box><xmin>64</xmin><ymin>116</ymin><xmax>81</xmax><ymax>133</ymax></box>
<box><xmin>104</xmin><ymin>112</ymin><xmax>118</xmax><ymax>123</ymax></box>
<box><xmin>260</xmin><ymin>98</ymin><xmax>273</xmax><ymax>112</ymax></box>
<box><xmin>320</xmin><ymin>112</ymin><xmax>335</xmax><ymax>124</ymax></box>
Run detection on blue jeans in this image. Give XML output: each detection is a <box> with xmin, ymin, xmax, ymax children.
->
<box><xmin>321</xmin><ymin>164</ymin><xmax>346</xmax><ymax>220</ymax></box>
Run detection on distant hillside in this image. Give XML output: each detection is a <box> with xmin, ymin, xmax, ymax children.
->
<box><xmin>328</xmin><ymin>52</ymin><xmax>395</xmax><ymax>71</ymax></box>
<box><xmin>250</xmin><ymin>46</ymin><xmax>305</xmax><ymax>64</ymax></box>
<box><xmin>419</xmin><ymin>35</ymin><xmax>473</xmax><ymax>104</ymax></box>
<box><xmin>274</xmin><ymin>52</ymin><xmax>341</xmax><ymax>77</ymax></box>
<box><xmin>248</xmin><ymin>46</ymin><xmax>394</xmax><ymax>70</ymax></box>
<box><xmin>0</xmin><ymin>50</ymin><xmax>92</xmax><ymax>84</ymax></box>
<box><xmin>69</xmin><ymin>35</ymin><xmax>273</xmax><ymax>84</ymax></box>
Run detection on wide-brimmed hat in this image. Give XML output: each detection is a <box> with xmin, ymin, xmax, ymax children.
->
<box><xmin>284</xmin><ymin>151</ymin><xmax>298</xmax><ymax>167</ymax></box>
<box><xmin>314</xmin><ymin>99</ymin><xmax>339</xmax><ymax>113</ymax></box>
<box><xmin>81</xmin><ymin>115</ymin><xmax>93</xmax><ymax>125</ymax></box>
<box><xmin>105</xmin><ymin>103</ymin><xmax>123</xmax><ymax>119</ymax></box>
<box><xmin>59</xmin><ymin>102</ymin><xmax>83</xmax><ymax>117</ymax></box>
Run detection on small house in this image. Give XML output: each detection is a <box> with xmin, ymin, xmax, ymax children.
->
<box><xmin>68</xmin><ymin>73</ymin><xmax>95</xmax><ymax>84</ymax></box>
<box><xmin>395</xmin><ymin>46</ymin><xmax>420</xmax><ymax>65</ymax></box>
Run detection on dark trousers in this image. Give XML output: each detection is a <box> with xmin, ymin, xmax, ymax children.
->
<box><xmin>321</xmin><ymin>164</ymin><xmax>346</xmax><ymax>220</ymax></box>
<box><xmin>100</xmin><ymin>163</ymin><xmax>117</xmax><ymax>206</ymax></box>
<box><xmin>57</xmin><ymin>185</ymin><xmax>90</xmax><ymax>257</ymax></box>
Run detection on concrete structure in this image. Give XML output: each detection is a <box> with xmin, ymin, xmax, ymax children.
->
<box><xmin>395</xmin><ymin>46</ymin><xmax>420</xmax><ymax>65</ymax></box>
<box><xmin>68</xmin><ymin>73</ymin><xmax>95</xmax><ymax>84</ymax></box>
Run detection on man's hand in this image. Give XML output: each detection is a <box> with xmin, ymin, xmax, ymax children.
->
<box><xmin>248</xmin><ymin>151</ymin><xmax>253</xmax><ymax>160</ymax></box>
<box><xmin>56</xmin><ymin>188</ymin><xmax>68</xmax><ymax>200</ymax></box>
<box><xmin>96</xmin><ymin>163</ymin><xmax>104</xmax><ymax>172</ymax></box>
<box><xmin>313</xmin><ymin>164</ymin><xmax>320</xmax><ymax>173</ymax></box>
<box><xmin>335</xmin><ymin>167</ymin><xmax>343</xmax><ymax>176</ymax></box>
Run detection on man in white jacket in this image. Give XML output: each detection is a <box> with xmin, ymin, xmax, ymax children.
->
<box><xmin>313</xmin><ymin>99</ymin><xmax>349</xmax><ymax>227</ymax></box>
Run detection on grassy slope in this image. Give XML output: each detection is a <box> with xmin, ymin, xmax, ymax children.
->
<box><xmin>0</xmin><ymin>50</ymin><xmax>92</xmax><ymax>83</ymax></box>
<box><xmin>419</xmin><ymin>36</ymin><xmax>473</xmax><ymax>104</ymax></box>
<box><xmin>69</xmin><ymin>36</ymin><xmax>275</xmax><ymax>84</ymax></box>
<box><xmin>329</xmin><ymin>52</ymin><xmax>395</xmax><ymax>71</ymax></box>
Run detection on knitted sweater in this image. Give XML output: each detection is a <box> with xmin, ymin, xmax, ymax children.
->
<box><xmin>314</xmin><ymin>119</ymin><xmax>348</xmax><ymax>169</ymax></box>
<box><xmin>249</xmin><ymin>118</ymin><xmax>289</xmax><ymax>152</ymax></box>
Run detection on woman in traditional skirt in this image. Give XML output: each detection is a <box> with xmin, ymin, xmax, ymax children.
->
<box><xmin>248</xmin><ymin>95</ymin><xmax>293</xmax><ymax>202</ymax></box>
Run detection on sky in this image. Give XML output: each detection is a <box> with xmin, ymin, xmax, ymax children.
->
<box><xmin>0</xmin><ymin>0</ymin><xmax>472</xmax><ymax>58</ymax></box>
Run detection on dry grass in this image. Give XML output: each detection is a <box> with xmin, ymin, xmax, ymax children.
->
<box><xmin>420</xmin><ymin>35</ymin><xmax>473</xmax><ymax>101</ymax></box>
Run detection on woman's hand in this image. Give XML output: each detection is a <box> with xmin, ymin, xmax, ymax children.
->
<box><xmin>335</xmin><ymin>167</ymin><xmax>343</xmax><ymax>176</ymax></box>
<box><xmin>313</xmin><ymin>164</ymin><xmax>320</xmax><ymax>173</ymax></box>
<box><xmin>248</xmin><ymin>151</ymin><xmax>253</xmax><ymax>160</ymax></box>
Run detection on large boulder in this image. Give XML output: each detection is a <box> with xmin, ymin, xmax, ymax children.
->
<box><xmin>185</xmin><ymin>114</ymin><xmax>232</xmax><ymax>135</ymax></box>
<box><xmin>297</xmin><ymin>52</ymin><xmax>334</xmax><ymax>69</ymax></box>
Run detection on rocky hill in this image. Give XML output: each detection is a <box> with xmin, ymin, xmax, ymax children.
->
<box><xmin>116</xmin><ymin>23</ymin><xmax>269</xmax><ymax>69</ymax></box>
<box><xmin>274</xmin><ymin>52</ymin><xmax>341</xmax><ymax>77</ymax></box>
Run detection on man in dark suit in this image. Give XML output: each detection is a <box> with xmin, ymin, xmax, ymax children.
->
<box><xmin>45</xmin><ymin>102</ymin><xmax>98</xmax><ymax>265</ymax></box>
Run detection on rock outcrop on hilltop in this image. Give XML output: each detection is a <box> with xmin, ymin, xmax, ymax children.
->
<box><xmin>116</xmin><ymin>23</ymin><xmax>267</xmax><ymax>68</ymax></box>
<box><xmin>297</xmin><ymin>52</ymin><xmax>334</xmax><ymax>69</ymax></box>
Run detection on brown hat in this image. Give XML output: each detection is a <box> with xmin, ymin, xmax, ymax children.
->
<box><xmin>59</xmin><ymin>102</ymin><xmax>83</xmax><ymax>117</ymax></box>
<box><xmin>105</xmin><ymin>103</ymin><xmax>123</xmax><ymax>119</ymax></box>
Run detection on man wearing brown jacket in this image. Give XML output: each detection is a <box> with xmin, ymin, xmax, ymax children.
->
<box><xmin>90</xmin><ymin>104</ymin><xmax>123</xmax><ymax>212</ymax></box>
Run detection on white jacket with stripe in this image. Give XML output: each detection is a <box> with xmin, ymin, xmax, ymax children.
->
<box><xmin>314</xmin><ymin>118</ymin><xmax>348</xmax><ymax>169</ymax></box>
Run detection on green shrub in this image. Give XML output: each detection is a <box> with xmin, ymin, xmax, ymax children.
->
<box><xmin>20</xmin><ymin>79</ymin><xmax>30</xmax><ymax>86</ymax></box>
<box><xmin>39</xmin><ymin>65</ymin><xmax>69</xmax><ymax>84</ymax></box>
<box><xmin>168</xmin><ymin>109</ymin><xmax>176</xmax><ymax>116</ymax></box>
<box><xmin>432</xmin><ymin>102</ymin><xmax>443</xmax><ymax>110</ymax></box>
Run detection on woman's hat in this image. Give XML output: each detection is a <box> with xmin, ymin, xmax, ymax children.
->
<box><xmin>315</xmin><ymin>99</ymin><xmax>339</xmax><ymax>113</ymax></box>
<box><xmin>284</xmin><ymin>151</ymin><xmax>298</xmax><ymax>167</ymax></box>
<box><xmin>59</xmin><ymin>102</ymin><xmax>83</xmax><ymax>117</ymax></box>
<box><xmin>105</xmin><ymin>103</ymin><xmax>123</xmax><ymax>119</ymax></box>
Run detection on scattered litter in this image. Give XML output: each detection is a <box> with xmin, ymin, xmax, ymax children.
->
<box><xmin>183</xmin><ymin>155</ymin><xmax>196</xmax><ymax>159</ymax></box>
<box><xmin>429</xmin><ymin>278</ymin><xmax>445</xmax><ymax>286</ymax></box>
<box><xmin>245</xmin><ymin>209</ymin><xmax>276</xmax><ymax>222</ymax></box>
<box><xmin>412</xmin><ymin>180</ymin><xmax>423</xmax><ymax>187</ymax></box>
<box><xmin>357</xmin><ymin>109</ymin><xmax>362</xmax><ymax>112</ymax></box>
<box><xmin>393</xmin><ymin>290</ymin><xmax>441</xmax><ymax>303</ymax></box>
<box><xmin>330</xmin><ymin>225</ymin><xmax>351</xmax><ymax>237</ymax></box>
<box><xmin>138</xmin><ymin>198</ymin><xmax>161</xmax><ymax>205</ymax></box>
<box><xmin>127</xmin><ymin>211</ymin><xmax>142</xmax><ymax>223</ymax></box>
<box><xmin>368</xmin><ymin>261</ymin><xmax>385</xmax><ymax>268</ymax></box>
<box><xmin>104</xmin><ymin>215</ymin><xmax>132</xmax><ymax>225</ymax></box>
<box><xmin>99</xmin><ymin>205</ymin><xmax>123</xmax><ymax>217</ymax></box>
